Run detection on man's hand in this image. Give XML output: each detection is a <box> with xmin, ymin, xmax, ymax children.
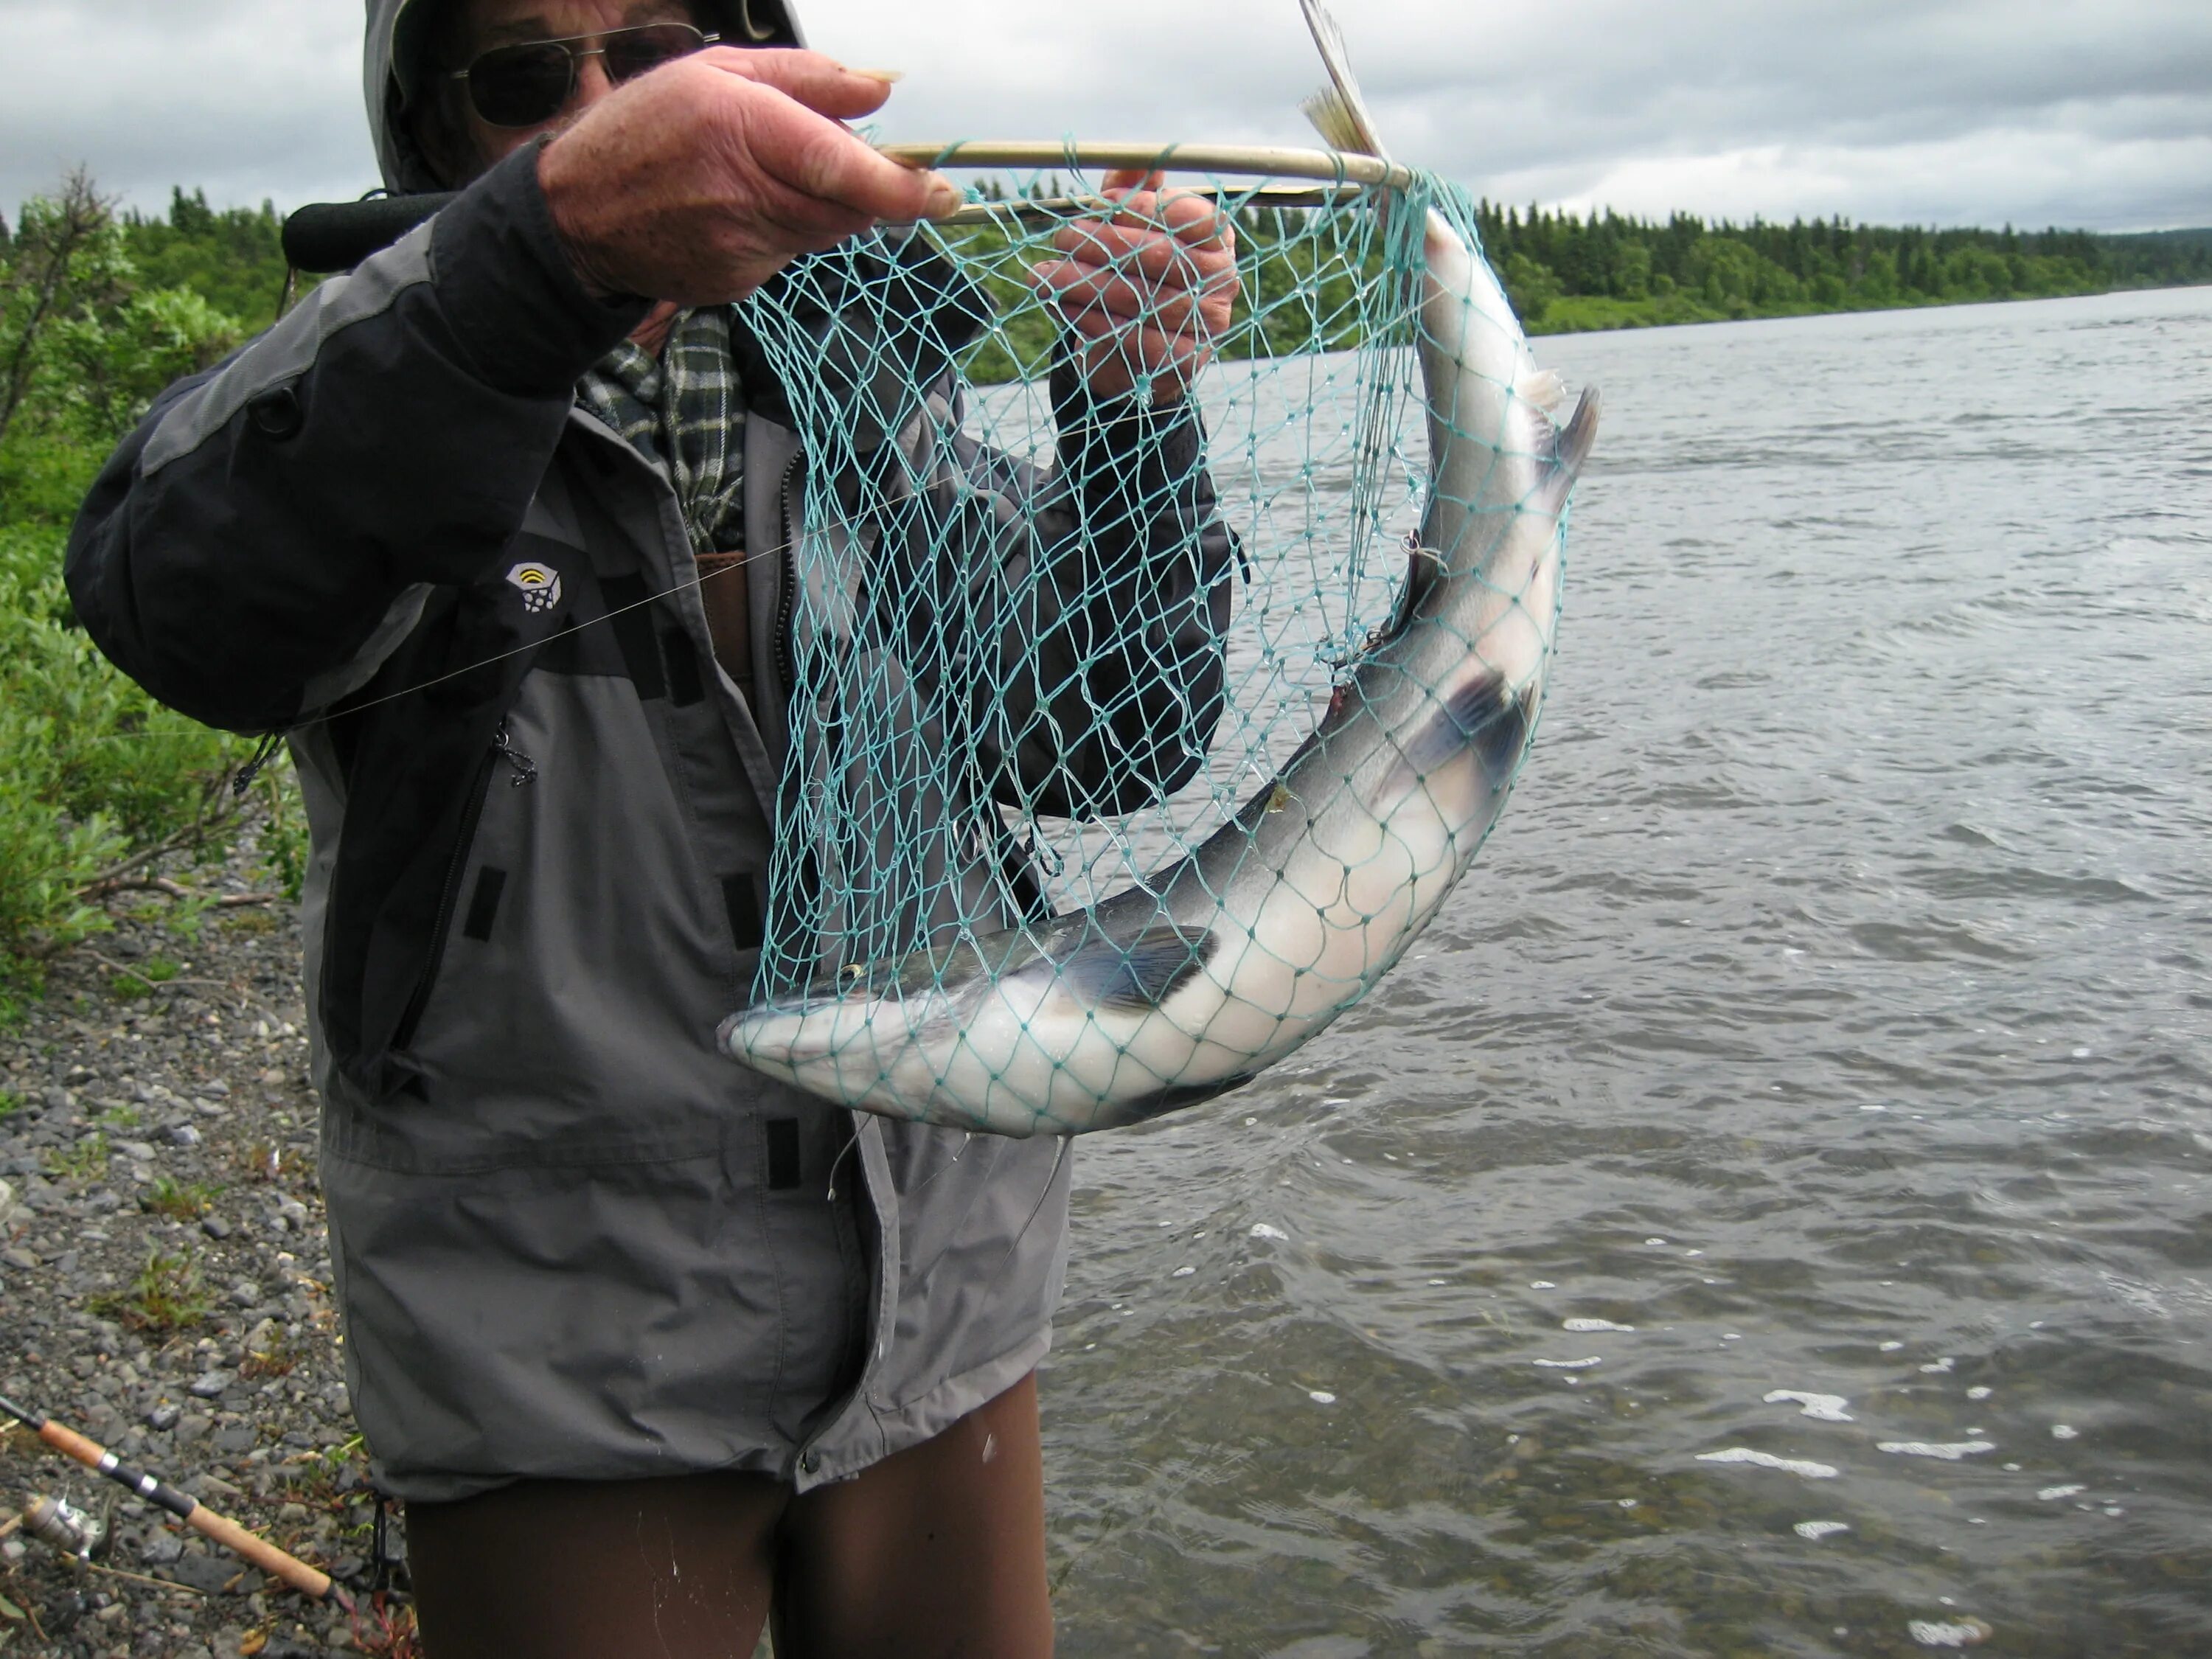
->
<box><xmin>538</xmin><ymin>49</ymin><xmax>962</xmax><ymax>306</ymax></box>
<box><xmin>1027</xmin><ymin>170</ymin><xmax>1239</xmax><ymax>406</ymax></box>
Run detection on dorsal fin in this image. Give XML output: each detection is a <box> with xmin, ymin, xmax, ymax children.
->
<box><xmin>1298</xmin><ymin>0</ymin><xmax>1389</xmax><ymax>159</ymax></box>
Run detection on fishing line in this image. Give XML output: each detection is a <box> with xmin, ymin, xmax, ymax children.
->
<box><xmin>78</xmin><ymin>536</ymin><xmax>785</xmax><ymax>748</ymax></box>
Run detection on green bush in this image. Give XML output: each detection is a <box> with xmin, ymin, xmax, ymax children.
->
<box><xmin>0</xmin><ymin>172</ymin><xmax>267</xmax><ymax>1014</ymax></box>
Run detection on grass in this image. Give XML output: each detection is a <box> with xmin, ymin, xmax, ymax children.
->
<box><xmin>97</xmin><ymin>1102</ymin><xmax>140</xmax><ymax>1129</ymax></box>
<box><xmin>88</xmin><ymin>1246</ymin><xmax>209</xmax><ymax>1332</ymax></box>
<box><xmin>240</xmin><ymin>1333</ymin><xmax>305</xmax><ymax>1380</ymax></box>
<box><xmin>108</xmin><ymin>956</ymin><xmax>181</xmax><ymax>1001</ymax></box>
<box><xmin>0</xmin><ymin>1089</ymin><xmax>19</xmax><ymax>1119</ymax></box>
<box><xmin>43</xmin><ymin>1130</ymin><xmax>108</xmax><ymax>1183</ymax></box>
<box><xmin>143</xmin><ymin>1175</ymin><xmax>219</xmax><ymax>1220</ymax></box>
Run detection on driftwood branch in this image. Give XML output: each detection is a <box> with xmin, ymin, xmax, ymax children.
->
<box><xmin>77</xmin><ymin>874</ymin><xmax>277</xmax><ymax>908</ymax></box>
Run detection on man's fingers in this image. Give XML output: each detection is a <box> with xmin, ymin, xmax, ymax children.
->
<box><xmin>700</xmin><ymin>46</ymin><xmax>899</xmax><ymax>120</ymax></box>
<box><xmin>1099</xmin><ymin>167</ymin><xmax>1168</xmax><ymax>195</ymax></box>
<box><xmin>1026</xmin><ymin>260</ymin><xmax>1210</xmax><ymax>337</ymax></box>
<box><xmin>711</xmin><ymin>76</ymin><xmax>960</xmax><ymax>223</ymax></box>
<box><xmin>1048</xmin><ymin>223</ymin><xmax>1238</xmax><ymax>293</ymax></box>
<box><xmin>1093</xmin><ymin>185</ymin><xmax>1235</xmax><ymax>251</ymax></box>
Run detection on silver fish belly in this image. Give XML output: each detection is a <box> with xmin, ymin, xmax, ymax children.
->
<box><xmin>722</xmin><ymin>7</ymin><xmax>1599</xmax><ymax>1135</ymax></box>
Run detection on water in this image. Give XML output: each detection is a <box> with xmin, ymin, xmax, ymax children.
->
<box><xmin>1041</xmin><ymin>286</ymin><xmax>2212</xmax><ymax>1656</ymax></box>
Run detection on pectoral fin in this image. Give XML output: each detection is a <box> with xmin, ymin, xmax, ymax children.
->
<box><xmin>1055</xmin><ymin>925</ymin><xmax>1218</xmax><ymax>1015</ymax></box>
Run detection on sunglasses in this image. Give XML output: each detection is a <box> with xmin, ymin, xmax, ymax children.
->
<box><xmin>448</xmin><ymin>22</ymin><xmax>720</xmax><ymax>128</ymax></box>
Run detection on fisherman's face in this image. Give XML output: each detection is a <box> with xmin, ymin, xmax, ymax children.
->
<box><xmin>425</xmin><ymin>0</ymin><xmax>708</xmax><ymax>181</ymax></box>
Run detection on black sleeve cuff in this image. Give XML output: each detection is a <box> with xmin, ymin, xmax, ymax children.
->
<box><xmin>429</xmin><ymin>140</ymin><xmax>651</xmax><ymax>400</ymax></box>
<box><xmin>1049</xmin><ymin>345</ymin><xmax>1202</xmax><ymax>476</ymax></box>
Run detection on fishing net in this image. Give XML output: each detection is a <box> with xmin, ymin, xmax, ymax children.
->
<box><xmin>721</xmin><ymin>145</ymin><xmax>1587</xmax><ymax>1136</ymax></box>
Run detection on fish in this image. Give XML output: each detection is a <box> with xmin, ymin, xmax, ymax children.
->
<box><xmin>720</xmin><ymin>0</ymin><xmax>1599</xmax><ymax>1135</ymax></box>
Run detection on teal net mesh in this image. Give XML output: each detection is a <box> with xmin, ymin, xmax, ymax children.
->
<box><xmin>720</xmin><ymin>157</ymin><xmax>1593</xmax><ymax>1136</ymax></box>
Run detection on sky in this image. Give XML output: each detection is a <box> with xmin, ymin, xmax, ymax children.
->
<box><xmin>4</xmin><ymin>0</ymin><xmax>2208</xmax><ymax>234</ymax></box>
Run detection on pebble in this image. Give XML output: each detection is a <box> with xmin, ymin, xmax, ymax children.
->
<box><xmin>0</xmin><ymin>894</ymin><xmax>389</xmax><ymax>1659</ymax></box>
<box><xmin>142</xmin><ymin>1532</ymin><xmax>186</xmax><ymax>1566</ymax></box>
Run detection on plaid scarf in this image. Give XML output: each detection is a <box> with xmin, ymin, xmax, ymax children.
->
<box><xmin>577</xmin><ymin>307</ymin><xmax>748</xmax><ymax>555</ymax></box>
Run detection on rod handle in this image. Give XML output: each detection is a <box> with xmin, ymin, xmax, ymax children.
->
<box><xmin>186</xmin><ymin>1505</ymin><xmax>338</xmax><ymax>1604</ymax></box>
<box><xmin>36</xmin><ymin>1418</ymin><xmax>102</xmax><ymax>1466</ymax></box>
<box><xmin>281</xmin><ymin>195</ymin><xmax>456</xmax><ymax>273</ymax></box>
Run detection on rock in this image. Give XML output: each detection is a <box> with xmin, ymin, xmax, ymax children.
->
<box><xmin>164</xmin><ymin>1124</ymin><xmax>204</xmax><ymax>1150</ymax></box>
<box><xmin>147</xmin><ymin>1402</ymin><xmax>181</xmax><ymax>1431</ymax></box>
<box><xmin>201</xmin><ymin>1215</ymin><xmax>232</xmax><ymax>1240</ymax></box>
<box><xmin>188</xmin><ymin>1372</ymin><xmax>229</xmax><ymax>1399</ymax></box>
<box><xmin>116</xmin><ymin>1141</ymin><xmax>159</xmax><ymax>1163</ymax></box>
<box><xmin>1</xmin><ymin>1245</ymin><xmax>38</xmax><ymax>1273</ymax></box>
<box><xmin>171</xmin><ymin>1554</ymin><xmax>239</xmax><ymax>1595</ymax></box>
<box><xmin>141</xmin><ymin>1533</ymin><xmax>185</xmax><ymax>1567</ymax></box>
<box><xmin>227</xmin><ymin>1281</ymin><xmax>262</xmax><ymax>1310</ymax></box>
<box><xmin>215</xmin><ymin>1424</ymin><xmax>256</xmax><ymax>1455</ymax></box>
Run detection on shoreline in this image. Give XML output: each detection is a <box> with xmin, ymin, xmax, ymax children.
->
<box><xmin>0</xmin><ymin>885</ymin><xmax>391</xmax><ymax>1658</ymax></box>
<box><xmin>1524</xmin><ymin>275</ymin><xmax>2212</xmax><ymax>338</ymax></box>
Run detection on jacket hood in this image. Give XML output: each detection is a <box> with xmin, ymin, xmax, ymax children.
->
<box><xmin>366</xmin><ymin>0</ymin><xmax>807</xmax><ymax>193</ymax></box>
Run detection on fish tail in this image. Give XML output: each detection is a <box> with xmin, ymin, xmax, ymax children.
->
<box><xmin>1298</xmin><ymin>0</ymin><xmax>1389</xmax><ymax>159</ymax></box>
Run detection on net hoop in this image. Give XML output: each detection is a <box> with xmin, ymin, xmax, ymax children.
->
<box><xmin>878</xmin><ymin>142</ymin><xmax>1416</xmax><ymax>226</ymax></box>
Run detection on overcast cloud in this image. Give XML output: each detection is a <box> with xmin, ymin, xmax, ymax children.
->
<box><xmin>4</xmin><ymin>0</ymin><xmax>2207</xmax><ymax>234</ymax></box>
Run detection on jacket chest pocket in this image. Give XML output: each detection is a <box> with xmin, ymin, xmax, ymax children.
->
<box><xmin>389</xmin><ymin>718</ymin><xmax>535</xmax><ymax>1055</ymax></box>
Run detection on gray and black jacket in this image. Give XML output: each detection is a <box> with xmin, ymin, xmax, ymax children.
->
<box><xmin>64</xmin><ymin>72</ymin><xmax>1234</xmax><ymax>1497</ymax></box>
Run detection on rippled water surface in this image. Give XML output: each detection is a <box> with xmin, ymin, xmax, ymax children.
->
<box><xmin>1040</xmin><ymin>287</ymin><xmax>2212</xmax><ymax>1657</ymax></box>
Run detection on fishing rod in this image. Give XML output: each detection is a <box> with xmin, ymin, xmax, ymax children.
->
<box><xmin>276</xmin><ymin>141</ymin><xmax>1399</xmax><ymax>271</ymax></box>
<box><xmin>0</xmin><ymin>1390</ymin><xmax>353</xmax><ymax>1613</ymax></box>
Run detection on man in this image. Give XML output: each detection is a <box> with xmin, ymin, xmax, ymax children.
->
<box><xmin>67</xmin><ymin>1</ymin><xmax>1237</xmax><ymax>1652</ymax></box>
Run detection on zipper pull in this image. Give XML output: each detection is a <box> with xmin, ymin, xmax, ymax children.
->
<box><xmin>492</xmin><ymin>719</ymin><xmax>537</xmax><ymax>787</ymax></box>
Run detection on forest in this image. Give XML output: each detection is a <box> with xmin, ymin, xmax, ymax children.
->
<box><xmin>1469</xmin><ymin>201</ymin><xmax>2212</xmax><ymax>330</ymax></box>
<box><xmin>0</xmin><ymin>169</ymin><xmax>2205</xmax><ymax>1005</ymax></box>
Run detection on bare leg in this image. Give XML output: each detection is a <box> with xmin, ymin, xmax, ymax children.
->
<box><xmin>774</xmin><ymin>1372</ymin><xmax>1054</xmax><ymax>1659</ymax></box>
<box><xmin>408</xmin><ymin>1470</ymin><xmax>785</xmax><ymax>1659</ymax></box>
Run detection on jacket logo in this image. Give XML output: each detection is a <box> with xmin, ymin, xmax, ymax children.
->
<box><xmin>506</xmin><ymin>562</ymin><xmax>563</xmax><ymax>614</ymax></box>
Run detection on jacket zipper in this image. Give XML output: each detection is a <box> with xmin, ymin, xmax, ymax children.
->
<box><xmin>391</xmin><ymin>720</ymin><xmax>532</xmax><ymax>1052</ymax></box>
<box><xmin>773</xmin><ymin>451</ymin><xmax>804</xmax><ymax>697</ymax></box>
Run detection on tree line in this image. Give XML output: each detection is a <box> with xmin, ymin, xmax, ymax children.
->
<box><xmin>1470</xmin><ymin>201</ymin><xmax>2212</xmax><ymax>330</ymax></box>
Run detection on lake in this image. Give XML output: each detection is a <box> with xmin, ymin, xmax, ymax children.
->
<box><xmin>1040</xmin><ymin>285</ymin><xmax>2212</xmax><ymax>1657</ymax></box>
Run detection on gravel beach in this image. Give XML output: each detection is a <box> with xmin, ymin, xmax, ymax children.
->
<box><xmin>0</xmin><ymin>894</ymin><xmax>415</xmax><ymax>1658</ymax></box>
